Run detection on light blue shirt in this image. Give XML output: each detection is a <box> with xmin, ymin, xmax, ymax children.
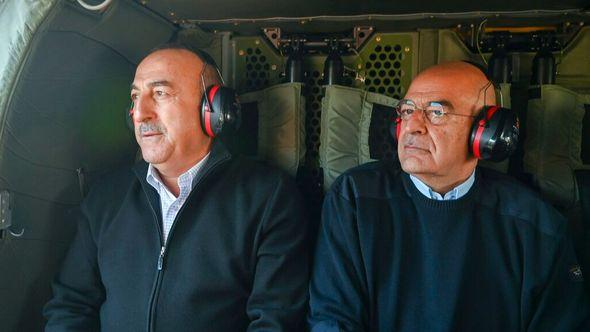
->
<box><xmin>409</xmin><ymin>170</ymin><xmax>476</xmax><ymax>200</ymax></box>
<box><xmin>146</xmin><ymin>153</ymin><xmax>210</xmax><ymax>243</ymax></box>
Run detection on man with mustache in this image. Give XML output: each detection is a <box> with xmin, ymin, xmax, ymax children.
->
<box><xmin>309</xmin><ymin>61</ymin><xmax>590</xmax><ymax>331</ymax></box>
<box><xmin>44</xmin><ymin>44</ymin><xmax>310</xmax><ymax>331</ymax></box>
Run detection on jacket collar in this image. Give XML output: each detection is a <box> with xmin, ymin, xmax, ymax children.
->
<box><xmin>132</xmin><ymin>140</ymin><xmax>233</xmax><ymax>188</ymax></box>
<box><xmin>130</xmin><ymin>140</ymin><xmax>232</xmax><ymax>243</ymax></box>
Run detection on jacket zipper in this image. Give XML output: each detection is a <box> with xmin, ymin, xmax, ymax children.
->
<box><xmin>144</xmin><ymin>155</ymin><xmax>230</xmax><ymax>332</ymax></box>
<box><xmin>157</xmin><ymin>246</ymin><xmax>165</xmax><ymax>270</ymax></box>
<box><xmin>145</xmin><ymin>195</ymin><xmax>164</xmax><ymax>332</ymax></box>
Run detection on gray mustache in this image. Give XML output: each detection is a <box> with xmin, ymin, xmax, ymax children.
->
<box><xmin>138</xmin><ymin>122</ymin><xmax>166</xmax><ymax>135</ymax></box>
<box><xmin>402</xmin><ymin>135</ymin><xmax>428</xmax><ymax>150</ymax></box>
<box><xmin>402</xmin><ymin>135</ymin><xmax>415</xmax><ymax>145</ymax></box>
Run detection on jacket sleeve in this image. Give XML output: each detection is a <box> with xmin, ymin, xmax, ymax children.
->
<box><xmin>246</xmin><ymin>174</ymin><xmax>310</xmax><ymax>332</ymax></box>
<box><xmin>525</xmin><ymin>211</ymin><xmax>590</xmax><ymax>331</ymax></box>
<box><xmin>43</xmin><ymin>207</ymin><xmax>105</xmax><ymax>331</ymax></box>
<box><xmin>308</xmin><ymin>186</ymin><xmax>368</xmax><ymax>332</ymax></box>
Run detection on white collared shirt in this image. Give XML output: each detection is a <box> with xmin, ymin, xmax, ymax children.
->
<box><xmin>146</xmin><ymin>153</ymin><xmax>210</xmax><ymax>243</ymax></box>
<box><xmin>409</xmin><ymin>170</ymin><xmax>476</xmax><ymax>200</ymax></box>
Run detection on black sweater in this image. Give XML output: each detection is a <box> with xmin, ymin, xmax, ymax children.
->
<box><xmin>44</xmin><ymin>142</ymin><xmax>310</xmax><ymax>331</ymax></box>
<box><xmin>309</xmin><ymin>161</ymin><xmax>590</xmax><ymax>331</ymax></box>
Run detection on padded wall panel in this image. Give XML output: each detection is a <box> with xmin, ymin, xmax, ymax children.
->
<box><xmin>49</xmin><ymin>0</ymin><xmax>175</xmax><ymax>65</ymax></box>
<box><xmin>524</xmin><ymin>85</ymin><xmax>590</xmax><ymax>207</ymax></box>
<box><xmin>320</xmin><ymin>85</ymin><xmax>398</xmax><ymax>190</ymax></box>
<box><xmin>1</xmin><ymin>31</ymin><xmax>138</xmax><ymax>204</ymax></box>
<box><xmin>238</xmin><ymin>83</ymin><xmax>306</xmax><ymax>176</ymax></box>
<box><xmin>0</xmin><ymin>0</ymin><xmax>58</xmax><ymax>141</ymax></box>
<box><xmin>0</xmin><ymin>29</ymin><xmax>138</xmax><ymax>331</ymax></box>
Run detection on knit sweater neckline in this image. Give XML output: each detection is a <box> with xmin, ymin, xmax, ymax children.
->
<box><xmin>401</xmin><ymin>170</ymin><xmax>479</xmax><ymax>211</ymax></box>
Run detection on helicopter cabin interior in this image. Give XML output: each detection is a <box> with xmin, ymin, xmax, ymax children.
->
<box><xmin>0</xmin><ymin>0</ymin><xmax>589</xmax><ymax>330</ymax></box>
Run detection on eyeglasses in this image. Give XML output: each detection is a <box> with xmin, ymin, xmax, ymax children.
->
<box><xmin>396</xmin><ymin>99</ymin><xmax>476</xmax><ymax>125</ymax></box>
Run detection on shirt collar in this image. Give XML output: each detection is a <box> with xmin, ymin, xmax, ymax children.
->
<box><xmin>146</xmin><ymin>153</ymin><xmax>211</xmax><ymax>198</ymax></box>
<box><xmin>409</xmin><ymin>169</ymin><xmax>476</xmax><ymax>201</ymax></box>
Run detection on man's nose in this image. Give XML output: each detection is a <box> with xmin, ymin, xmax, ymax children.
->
<box><xmin>132</xmin><ymin>95</ymin><xmax>155</xmax><ymax>122</ymax></box>
<box><xmin>403</xmin><ymin>109</ymin><xmax>427</xmax><ymax>136</ymax></box>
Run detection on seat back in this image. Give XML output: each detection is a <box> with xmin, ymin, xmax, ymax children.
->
<box><xmin>319</xmin><ymin>85</ymin><xmax>398</xmax><ymax>190</ymax></box>
<box><xmin>227</xmin><ymin>83</ymin><xmax>306</xmax><ymax>177</ymax></box>
<box><xmin>524</xmin><ymin>85</ymin><xmax>590</xmax><ymax>208</ymax></box>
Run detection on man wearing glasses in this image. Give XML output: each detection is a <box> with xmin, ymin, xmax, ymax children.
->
<box><xmin>309</xmin><ymin>61</ymin><xmax>589</xmax><ymax>331</ymax></box>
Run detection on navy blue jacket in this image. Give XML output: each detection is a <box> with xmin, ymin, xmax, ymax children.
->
<box><xmin>309</xmin><ymin>161</ymin><xmax>590</xmax><ymax>331</ymax></box>
<box><xmin>44</xmin><ymin>142</ymin><xmax>310</xmax><ymax>331</ymax></box>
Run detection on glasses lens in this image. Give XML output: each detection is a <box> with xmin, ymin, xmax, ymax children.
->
<box><xmin>397</xmin><ymin>101</ymin><xmax>415</xmax><ymax>119</ymax></box>
<box><xmin>425</xmin><ymin>104</ymin><xmax>445</xmax><ymax>124</ymax></box>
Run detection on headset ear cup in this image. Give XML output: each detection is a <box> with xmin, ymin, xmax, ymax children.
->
<box><xmin>217</xmin><ymin>87</ymin><xmax>241</xmax><ymax>134</ymax></box>
<box><xmin>469</xmin><ymin>106</ymin><xmax>519</xmax><ymax>161</ymax></box>
<box><xmin>200</xmin><ymin>85</ymin><xmax>241</xmax><ymax>137</ymax></box>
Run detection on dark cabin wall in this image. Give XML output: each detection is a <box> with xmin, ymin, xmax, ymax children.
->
<box><xmin>0</xmin><ymin>1</ymin><xmax>175</xmax><ymax>330</ymax></box>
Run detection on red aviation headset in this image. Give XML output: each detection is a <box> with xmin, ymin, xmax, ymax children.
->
<box><xmin>468</xmin><ymin>104</ymin><xmax>519</xmax><ymax>161</ymax></box>
<box><xmin>200</xmin><ymin>84</ymin><xmax>241</xmax><ymax>137</ymax></box>
<box><xmin>198</xmin><ymin>50</ymin><xmax>241</xmax><ymax>137</ymax></box>
<box><xmin>128</xmin><ymin>48</ymin><xmax>241</xmax><ymax>138</ymax></box>
<box><xmin>391</xmin><ymin>61</ymin><xmax>519</xmax><ymax>162</ymax></box>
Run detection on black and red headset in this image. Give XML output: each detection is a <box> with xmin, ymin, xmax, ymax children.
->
<box><xmin>128</xmin><ymin>48</ymin><xmax>241</xmax><ymax>138</ymax></box>
<box><xmin>468</xmin><ymin>105</ymin><xmax>519</xmax><ymax>161</ymax></box>
<box><xmin>391</xmin><ymin>61</ymin><xmax>519</xmax><ymax>162</ymax></box>
<box><xmin>197</xmin><ymin>49</ymin><xmax>241</xmax><ymax>137</ymax></box>
<box><xmin>200</xmin><ymin>82</ymin><xmax>241</xmax><ymax>138</ymax></box>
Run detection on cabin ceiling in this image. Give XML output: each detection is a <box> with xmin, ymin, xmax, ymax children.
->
<box><xmin>118</xmin><ymin>0</ymin><xmax>590</xmax><ymax>34</ymax></box>
<box><xmin>135</xmin><ymin>0</ymin><xmax>589</xmax><ymax>21</ymax></box>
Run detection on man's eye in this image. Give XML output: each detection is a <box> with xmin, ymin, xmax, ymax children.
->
<box><xmin>401</xmin><ymin>108</ymin><xmax>414</xmax><ymax>116</ymax></box>
<box><xmin>430</xmin><ymin>108</ymin><xmax>445</xmax><ymax>117</ymax></box>
<box><xmin>130</xmin><ymin>93</ymin><xmax>137</xmax><ymax>101</ymax></box>
<box><xmin>155</xmin><ymin>91</ymin><xmax>166</xmax><ymax>96</ymax></box>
